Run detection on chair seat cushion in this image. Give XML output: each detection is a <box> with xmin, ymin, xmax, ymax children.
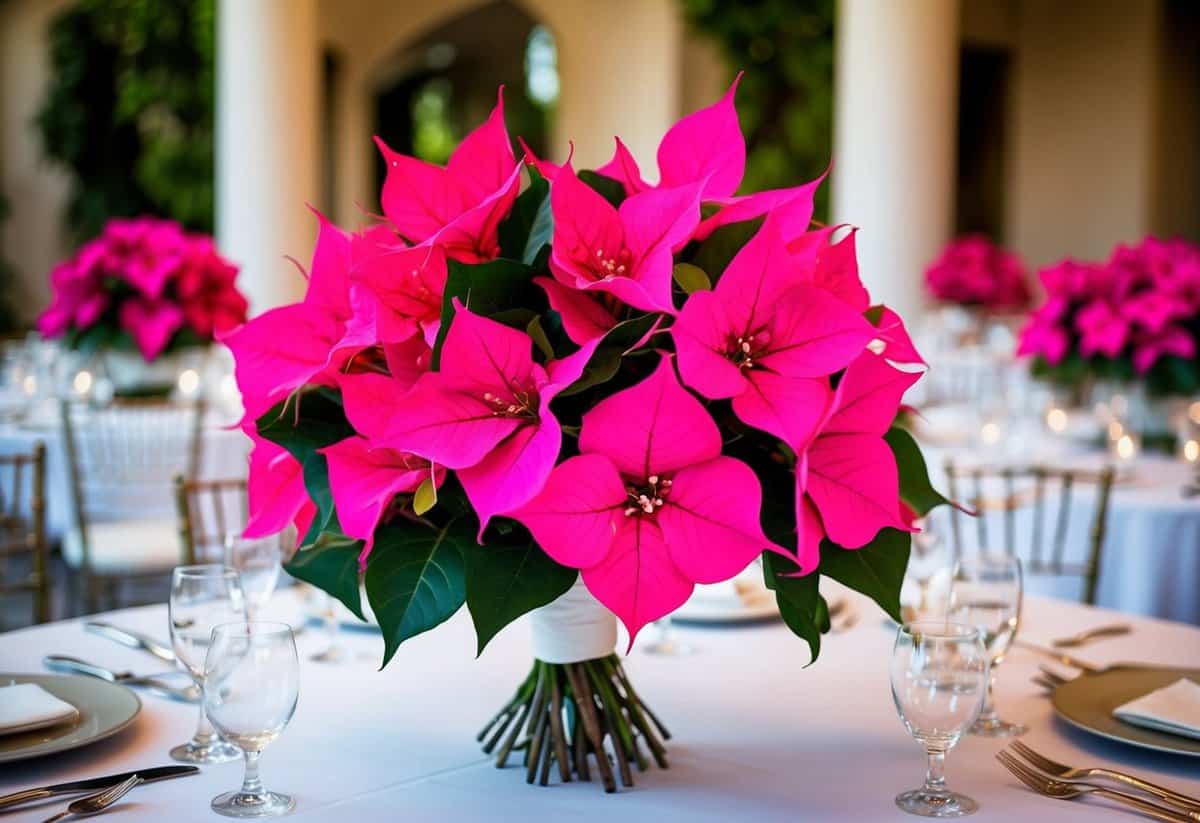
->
<box><xmin>62</xmin><ymin>518</ymin><xmax>183</xmax><ymax>574</ymax></box>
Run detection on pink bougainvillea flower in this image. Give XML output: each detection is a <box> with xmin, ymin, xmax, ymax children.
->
<box><xmin>1121</xmin><ymin>291</ymin><xmax>1189</xmax><ymax>335</ymax></box>
<box><xmin>549</xmin><ymin>159</ymin><xmax>701</xmax><ymax>314</ymax></box>
<box><xmin>672</xmin><ymin>214</ymin><xmax>874</xmax><ymax>448</ymax></box>
<box><xmin>243</xmin><ymin>431</ymin><xmax>310</xmax><ymax>540</ymax></box>
<box><xmin>1132</xmin><ymin>326</ymin><xmax>1195</xmax><ymax>373</ymax></box>
<box><xmin>791</xmin><ymin>352</ymin><xmax>920</xmax><ymax>574</ymax></box>
<box><xmin>119</xmin><ymin>296</ymin><xmax>184</xmax><ymax>361</ymax></box>
<box><xmin>381</xmin><ymin>301</ymin><xmax>597</xmax><ymax>536</ymax></box>
<box><xmin>348</xmin><ymin>237</ymin><xmax>448</xmax><ymax>346</ymax></box>
<box><xmin>923</xmin><ymin>234</ymin><xmax>1030</xmax><ymax>308</ymax></box>
<box><xmin>1076</xmin><ymin>300</ymin><xmax>1129</xmax><ymax>358</ymax></box>
<box><xmin>512</xmin><ymin>357</ymin><xmax>787</xmax><ymax>644</ymax></box>
<box><xmin>375</xmin><ymin>89</ymin><xmax>521</xmax><ymax>263</ymax></box>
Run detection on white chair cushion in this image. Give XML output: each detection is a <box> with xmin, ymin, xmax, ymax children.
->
<box><xmin>62</xmin><ymin>518</ymin><xmax>183</xmax><ymax>574</ymax></box>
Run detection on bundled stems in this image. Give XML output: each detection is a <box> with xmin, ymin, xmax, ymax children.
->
<box><xmin>479</xmin><ymin>655</ymin><xmax>670</xmax><ymax>792</ymax></box>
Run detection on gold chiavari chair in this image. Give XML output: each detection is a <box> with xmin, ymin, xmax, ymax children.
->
<box><xmin>60</xmin><ymin>396</ymin><xmax>204</xmax><ymax>612</ymax></box>
<box><xmin>944</xmin><ymin>460</ymin><xmax>1116</xmax><ymax>605</ymax></box>
<box><xmin>0</xmin><ymin>442</ymin><xmax>48</xmax><ymax>628</ymax></box>
<box><xmin>174</xmin><ymin>475</ymin><xmax>248</xmax><ymax>565</ymax></box>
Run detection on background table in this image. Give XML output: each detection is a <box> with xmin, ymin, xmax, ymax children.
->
<box><xmin>2</xmin><ymin>588</ymin><xmax>1199</xmax><ymax>821</ymax></box>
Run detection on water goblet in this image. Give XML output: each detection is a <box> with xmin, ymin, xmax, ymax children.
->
<box><xmin>224</xmin><ymin>534</ymin><xmax>284</xmax><ymax>619</ymax></box>
<box><xmin>891</xmin><ymin>620</ymin><xmax>988</xmax><ymax>817</ymax></box>
<box><xmin>204</xmin><ymin>621</ymin><xmax>299</xmax><ymax>818</ymax></box>
<box><xmin>169</xmin><ymin>564</ymin><xmax>247</xmax><ymax>763</ymax></box>
<box><xmin>948</xmin><ymin>553</ymin><xmax>1027</xmax><ymax>737</ymax></box>
<box><xmin>908</xmin><ymin>517</ymin><xmax>951</xmax><ymax>618</ymax></box>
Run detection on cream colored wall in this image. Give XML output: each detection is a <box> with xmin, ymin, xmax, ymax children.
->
<box><xmin>0</xmin><ymin>0</ymin><xmax>74</xmax><ymax>325</ymax></box>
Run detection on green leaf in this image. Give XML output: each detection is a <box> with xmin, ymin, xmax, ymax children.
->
<box><xmin>559</xmin><ymin>313</ymin><xmax>660</xmax><ymax>397</ymax></box>
<box><xmin>523</xmin><ymin>186</ymin><xmax>554</xmax><ymax>266</ymax></box>
<box><xmin>413</xmin><ymin>477</ymin><xmax>438</xmax><ymax>516</ymax></box>
<box><xmin>526</xmin><ymin>315</ymin><xmax>554</xmax><ymax>360</ymax></box>
<box><xmin>364</xmin><ymin>520</ymin><xmax>470</xmax><ymax>668</ymax></box>
<box><xmin>256</xmin><ymin>391</ymin><xmax>353</xmax><ymax>463</ymax></box>
<box><xmin>464</xmin><ymin>540</ymin><xmax>577</xmax><ymax>655</ymax></box>
<box><xmin>578</xmin><ymin>170</ymin><xmax>625</xmax><ymax>208</ymax></box>
<box><xmin>819</xmin><ymin>528</ymin><xmax>911</xmax><ymax>624</ymax></box>
<box><xmin>284</xmin><ymin>535</ymin><xmax>364</xmax><ymax>620</ymax></box>
<box><xmin>885</xmin><ymin>427</ymin><xmax>949</xmax><ymax>516</ymax></box>
<box><xmin>762</xmin><ymin>552</ymin><xmax>823</xmax><ymax>664</ymax></box>
<box><xmin>687</xmin><ymin>217</ymin><xmax>763</xmax><ymax>281</ymax></box>
<box><xmin>672</xmin><ymin>262</ymin><xmax>711</xmax><ymax>293</ymax></box>
<box><xmin>432</xmin><ymin>258</ymin><xmax>538</xmax><ymax>369</ymax></box>
<box><xmin>497</xmin><ymin>169</ymin><xmax>549</xmax><ymax>260</ymax></box>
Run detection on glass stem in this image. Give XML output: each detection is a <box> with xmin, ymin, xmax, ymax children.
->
<box><xmin>978</xmin><ymin>669</ymin><xmax>998</xmax><ymax>722</ymax></box>
<box><xmin>240</xmin><ymin>749</ymin><xmax>264</xmax><ymax>797</ymax></box>
<box><xmin>924</xmin><ymin>748</ymin><xmax>947</xmax><ymax>794</ymax></box>
<box><xmin>192</xmin><ymin>695</ymin><xmax>215</xmax><ymax>746</ymax></box>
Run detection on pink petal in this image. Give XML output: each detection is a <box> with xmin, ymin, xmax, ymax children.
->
<box><xmin>429</xmin><ymin>163</ymin><xmax>522</xmax><ymax>262</ymax></box>
<box><xmin>870</xmin><ymin>306</ymin><xmax>926</xmax><ymax>365</ymax></box>
<box><xmin>581</xmin><ymin>517</ymin><xmax>693</xmax><ymax>648</ymax></box>
<box><xmin>579</xmin><ymin>356</ymin><xmax>721</xmax><ymax>479</ymax></box>
<box><xmin>244</xmin><ymin>435</ymin><xmax>308</xmax><ymax>539</ymax></box>
<box><xmin>594</xmin><ymin>137</ymin><xmax>650</xmax><ymax>195</ymax></box>
<box><xmin>672</xmin><ymin>289</ymin><xmax>748</xmax><ymax>399</ymax></box>
<box><xmin>458</xmin><ymin>416</ymin><xmax>561</xmax><ymax>538</ymax></box>
<box><xmin>657</xmin><ymin>455</ymin><xmax>788</xmax><ymax>583</ymax></box>
<box><xmin>805</xmin><ymin>433</ymin><xmax>906</xmax><ymax>549</ymax></box>
<box><xmin>578</xmin><ymin>266</ymin><xmax>673</xmax><ymax>314</ymax></box>
<box><xmin>789</xmin><ymin>225</ymin><xmax>871</xmax><ymax>312</ymax></box>
<box><xmin>535</xmin><ymin>276</ymin><xmax>618</xmax><ymax>345</ymax></box>
<box><xmin>509</xmin><ymin>453</ymin><xmax>626</xmax><ymax>568</ymax></box>
<box><xmin>352</xmin><ymin>241</ymin><xmax>447</xmax><ymax>327</ymax></box>
<box><xmin>548</xmin><ymin>162</ymin><xmax>627</xmax><ymax>289</ymax></box>
<box><xmin>694</xmin><ymin>176</ymin><xmax>822</xmax><ymax>242</ymax></box>
<box><xmin>446</xmin><ymin>87</ymin><xmax>516</xmax><ymax>197</ymax></box>
<box><xmin>713</xmin><ymin>212</ymin><xmax>796</xmax><ymax>332</ymax></box>
<box><xmin>382</xmin><ymin>333</ymin><xmax>432</xmax><ymax>392</ymax></box>
<box><xmin>118</xmin><ymin>297</ymin><xmax>185</xmax><ymax>361</ymax></box>
<box><xmin>656</xmin><ymin>74</ymin><xmax>744</xmax><ymax>200</ymax></box>
<box><xmin>757</xmin><ymin>287</ymin><xmax>874</xmax><ymax>377</ymax></box>
<box><xmin>732</xmin><ymin>372</ymin><xmax>831</xmax><ymax>451</ymax></box>
<box><xmin>824</xmin><ymin>352</ymin><xmax>921</xmax><ymax>436</ymax></box>
<box><xmin>619</xmin><ymin>181</ymin><xmax>702</xmax><ymax>258</ymax></box>
<box><xmin>544</xmin><ymin>336</ymin><xmax>604</xmax><ymax>396</ymax></box>
<box><xmin>304</xmin><ymin>209</ymin><xmax>353</xmax><ymax>320</ymax></box>
<box><xmin>439</xmin><ymin>301</ymin><xmax>537</xmax><ymax>395</ymax></box>
<box><xmin>339</xmin><ymin>371</ymin><xmax>410</xmax><ymax>442</ymax></box>
<box><xmin>792</xmin><ymin>492</ymin><xmax>825</xmax><ymax>576</ymax></box>
<box><xmin>374</xmin><ymin>139</ymin><xmax>465</xmax><ymax>244</ymax></box>
<box><xmin>321</xmin><ymin>436</ymin><xmax>433</xmax><ymax>546</ymax></box>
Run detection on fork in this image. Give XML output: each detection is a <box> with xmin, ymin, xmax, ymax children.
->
<box><xmin>1052</xmin><ymin>623</ymin><xmax>1132</xmax><ymax>648</ymax></box>
<box><xmin>996</xmin><ymin>751</ymin><xmax>1194</xmax><ymax>822</ymax></box>
<box><xmin>1010</xmin><ymin>740</ymin><xmax>1200</xmax><ymax>813</ymax></box>
<box><xmin>42</xmin><ymin>775</ymin><xmax>142</xmax><ymax>823</ymax></box>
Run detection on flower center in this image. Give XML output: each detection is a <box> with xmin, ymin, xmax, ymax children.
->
<box><xmin>727</xmin><ymin>330</ymin><xmax>771</xmax><ymax>370</ymax></box>
<box><xmin>622</xmin><ymin>474</ymin><xmax>673</xmax><ymax>517</ymax></box>
<box><xmin>574</xmin><ymin>245</ymin><xmax>633</xmax><ymax>282</ymax></box>
<box><xmin>482</xmin><ymin>389</ymin><xmax>538</xmax><ymax>420</ymax></box>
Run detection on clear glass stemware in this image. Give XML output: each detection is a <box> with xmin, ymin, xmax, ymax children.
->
<box><xmin>948</xmin><ymin>553</ymin><xmax>1027</xmax><ymax>737</ymax></box>
<box><xmin>891</xmin><ymin>620</ymin><xmax>988</xmax><ymax>817</ymax></box>
<box><xmin>169</xmin><ymin>564</ymin><xmax>247</xmax><ymax>764</ymax></box>
<box><xmin>205</xmin><ymin>621</ymin><xmax>299</xmax><ymax>818</ymax></box>
<box><xmin>224</xmin><ymin>534</ymin><xmax>284</xmax><ymax>620</ymax></box>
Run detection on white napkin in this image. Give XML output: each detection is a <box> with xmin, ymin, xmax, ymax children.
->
<box><xmin>0</xmin><ymin>683</ymin><xmax>79</xmax><ymax>735</ymax></box>
<box><xmin>1113</xmin><ymin>678</ymin><xmax>1200</xmax><ymax>740</ymax></box>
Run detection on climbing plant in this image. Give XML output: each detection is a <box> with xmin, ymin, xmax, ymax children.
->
<box><xmin>34</xmin><ymin>0</ymin><xmax>215</xmax><ymax>243</ymax></box>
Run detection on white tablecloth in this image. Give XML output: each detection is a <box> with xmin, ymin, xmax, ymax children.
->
<box><xmin>2</xmin><ymin>588</ymin><xmax>1199</xmax><ymax>821</ymax></box>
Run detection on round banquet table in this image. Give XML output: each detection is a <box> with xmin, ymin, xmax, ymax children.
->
<box><xmin>2</xmin><ymin>587</ymin><xmax>1199</xmax><ymax>821</ymax></box>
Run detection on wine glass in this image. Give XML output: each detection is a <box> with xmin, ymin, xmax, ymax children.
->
<box><xmin>891</xmin><ymin>620</ymin><xmax>988</xmax><ymax>817</ymax></box>
<box><xmin>642</xmin><ymin>614</ymin><xmax>695</xmax><ymax>656</ymax></box>
<box><xmin>309</xmin><ymin>591</ymin><xmax>347</xmax><ymax>664</ymax></box>
<box><xmin>948</xmin><ymin>553</ymin><xmax>1027</xmax><ymax>737</ymax></box>
<box><xmin>224</xmin><ymin>534</ymin><xmax>284</xmax><ymax>619</ymax></box>
<box><xmin>169</xmin><ymin>564</ymin><xmax>247</xmax><ymax>763</ymax></box>
<box><xmin>908</xmin><ymin>517</ymin><xmax>951</xmax><ymax>619</ymax></box>
<box><xmin>204</xmin><ymin>621</ymin><xmax>299</xmax><ymax>818</ymax></box>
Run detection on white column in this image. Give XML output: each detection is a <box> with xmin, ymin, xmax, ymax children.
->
<box><xmin>832</xmin><ymin>0</ymin><xmax>960</xmax><ymax>322</ymax></box>
<box><xmin>216</xmin><ymin>0</ymin><xmax>320</xmax><ymax>314</ymax></box>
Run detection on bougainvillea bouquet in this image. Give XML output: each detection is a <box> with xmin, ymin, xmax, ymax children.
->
<box><xmin>1018</xmin><ymin>237</ymin><xmax>1200</xmax><ymax>396</ymax></box>
<box><xmin>226</xmin><ymin>77</ymin><xmax>948</xmax><ymax>791</ymax></box>
<box><xmin>924</xmin><ymin>234</ymin><xmax>1029</xmax><ymax>309</ymax></box>
<box><xmin>38</xmin><ymin>216</ymin><xmax>248</xmax><ymax>362</ymax></box>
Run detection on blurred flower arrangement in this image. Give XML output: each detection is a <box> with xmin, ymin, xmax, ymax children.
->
<box><xmin>924</xmin><ymin>234</ymin><xmax>1030</xmax><ymax>309</ymax></box>
<box><xmin>1018</xmin><ymin>237</ymin><xmax>1200</xmax><ymax>397</ymax></box>
<box><xmin>226</xmin><ymin>79</ymin><xmax>947</xmax><ymax>790</ymax></box>
<box><xmin>38</xmin><ymin>217</ymin><xmax>247</xmax><ymax>362</ymax></box>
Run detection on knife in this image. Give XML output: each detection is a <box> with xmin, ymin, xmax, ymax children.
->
<box><xmin>84</xmin><ymin>621</ymin><xmax>176</xmax><ymax>663</ymax></box>
<box><xmin>0</xmin><ymin>765</ymin><xmax>198</xmax><ymax>810</ymax></box>
<box><xmin>43</xmin><ymin>655</ymin><xmax>199</xmax><ymax>702</ymax></box>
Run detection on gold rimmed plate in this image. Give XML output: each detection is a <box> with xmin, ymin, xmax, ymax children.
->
<box><xmin>0</xmin><ymin>674</ymin><xmax>141</xmax><ymax>763</ymax></box>
<box><xmin>1052</xmin><ymin>667</ymin><xmax>1200</xmax><ymax>758</ymax></box>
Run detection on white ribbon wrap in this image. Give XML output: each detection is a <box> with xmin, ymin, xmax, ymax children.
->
<box><xmin>529</xmin><ymin>579</ymin><xmax>617</xmax><ymax>664</ymax></box>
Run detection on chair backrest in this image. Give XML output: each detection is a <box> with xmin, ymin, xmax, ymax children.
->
<box><xmin>174</xmin><ymin>475</ymin><xmax>248</xmax><ymax>564</ymax></box>
<box><xmin>0</xmin><ymin>442</ymin><xmax>48</xmax><ymax>627</ymax></box>
<box><xmin>61</xmin><ymin>397</ymin><xmax>204</xmax><ymax>567</ymax></box>
<box><xmin>943</xmin><ymin>460</ymin><xmax>1116</xmax><ymax>605</ymax></box>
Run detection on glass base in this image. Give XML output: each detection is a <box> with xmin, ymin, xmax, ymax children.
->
<box><xmin>896</xmin><ymin>788</ymin><xmax>978</xmax><ymax>818</ymax></box>
<box><xmin>211</xmin><ymin>789</ymin><xmax>295</xmax><ymax>818</ymax></box>
<box><xmin>969</xmin><ymin>715</ymin><xmax>1027</xmax><ymax>737</ymax></box>
<box><xmin>171</xmin><ymin>738</ymin><xmax>241</xmax><ymax>764</ymax></box>
<box><xmin>642</xmin><ymin>638</ymin><xmax>696</xmax><ymax>656</ymax></box>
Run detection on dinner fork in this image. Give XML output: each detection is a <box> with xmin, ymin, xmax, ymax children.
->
<box><xmin>1010</xmin><ymin>740</ymin><xmax>1200</xmax><ymax>813</ymax></box>
<box><xmin>996</xmin><ymin>751</ymin><xmax>1194</xmax><ymax>822</ymax></box>
<box><xmin>1052</xmin><ymin>623</ymin><xmax>1132</xmax><ymax>648</ymax></box>
<box><xmin>41</xmin><ymin>775</ymin><xmax>142</xmax><ymax>823</ymax></box>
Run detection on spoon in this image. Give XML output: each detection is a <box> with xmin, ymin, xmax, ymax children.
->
<box><xmin>42</xmin><ymin>775</ymin><xmax>142</xmax><ymax>823</ymax></box>
<box><xmin>1051</xmin><ymin>623</ymin><xmax>1132</xmax><ymax>648</ymax></box>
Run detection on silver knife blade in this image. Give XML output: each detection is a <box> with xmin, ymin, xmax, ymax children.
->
<box><xmin>0</xmin><ymin>765</ymin><xmax>198</xmax><ymax>810</ymax></box>
<box><xmin>85</xmin><ymin>621</ymin><xmax>176</xmax><ymax>663</ymax></box>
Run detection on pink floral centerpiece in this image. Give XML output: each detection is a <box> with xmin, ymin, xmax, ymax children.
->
<box><xmin>1018</xmin><ymin>237</ymin><xmax>1200</xmax><ymax>396</ymax></box>
<box><xmin>225</xmin><ymin>78</ymin><xmax>947</xmax><ymax>791</ymax></box>
<box><xmin>924</xmin><ymin>234</ymin><xmax>1030</xmax><ymax>309</ymax></box>
<box><xmin>38</xmin><ymin>217</ymin><xmax>247</xmax><ymax>365</ymax></box>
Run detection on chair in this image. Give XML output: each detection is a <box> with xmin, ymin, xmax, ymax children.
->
<box><xmin>943</xmin><ymin>460</ymin><xmax>1116</xmax><ymax>605</ymax></box>
<box><xmin>175</xmin><ymin>476</ymin><xmax>248</xmax><ymax>565</ymax></box>
<box><xmin>0</xmin><ymin>442</ymin><xmax>49</xmax><ymax>628</ymax></box>
<box><xmin>60</xmin><ymin>397</ymin><xmax>204</xmax><ymax>612</ymax></box>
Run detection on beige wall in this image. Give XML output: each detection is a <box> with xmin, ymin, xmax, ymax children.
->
<box><xmin>0</xmin><ymin>0</ymin><xmax>73</xmax><ymax>325</ymax></box>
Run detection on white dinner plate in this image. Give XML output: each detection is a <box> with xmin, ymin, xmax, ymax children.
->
<box><xmin>0</xmin><ymin>674</ymin><xmax>141</xmax><ymax>764</ymax></box>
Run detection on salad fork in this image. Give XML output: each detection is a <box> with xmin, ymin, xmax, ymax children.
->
<box><xmin>42</xmin><ymin>775</ymin><xmax>142</xmax><ymax>823</ymax></box>
<box><xmin>996</xmin><ymin>751</ymin><xmax>1194</xmax><ymax>822</ymax></box>
<box><xmin>1010</xmin><ymin>740</ymin><xmax>1200</xmax><ymax>812</ymax></box>
<box><xmin>1051</xmin><ymin>623</ymin><xmax>1132</xmax><ymax>648</ymax></box>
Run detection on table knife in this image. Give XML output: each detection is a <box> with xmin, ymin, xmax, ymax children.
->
<box><xmin>0</xmin><ymin>765</ymin><xmax>197</xmax><ymax>810</ymax></box>
<box><xmin>43</xmin><ymin>655</ymin><xmax>199</xmax><ymax>702</ymax></box>
<box><xmin>84</xmin><ymin>621</ymin><xmax>176</xmax><ymax>663</ymax></box>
